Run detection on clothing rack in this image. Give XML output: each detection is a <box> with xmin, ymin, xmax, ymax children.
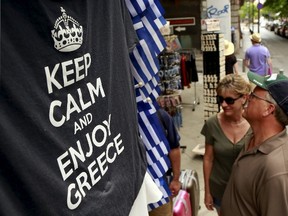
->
<box><xmin>179</xmin><ymin>49</ymin><xmax>200</xmax><ymax>111</ymax></box>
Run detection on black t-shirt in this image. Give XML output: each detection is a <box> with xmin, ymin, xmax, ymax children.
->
<box><xmin>1</xmin><ymin>1</ymin><xmax>146</xmax><ymax>215</ymax></box>
<box><xmin>225</xmin><ymin>54</ymin><xmax>237</xmax><ymax>75</ymax></box>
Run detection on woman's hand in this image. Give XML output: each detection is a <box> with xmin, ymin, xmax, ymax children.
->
<box><xmin>204</xmin><ymin>192</ymin><xmax>214</xmax><ymax>211</ymax></box>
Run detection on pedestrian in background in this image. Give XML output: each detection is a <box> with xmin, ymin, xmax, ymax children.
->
<box><xmin>201</xmin><ymin>74</ymin><xmax>252</xmax><ymax>215</ymax></box>
<box><xmin>222</xmin><ymin>72</ymin><xmax>288</xmax><ymax>216</ymax></box>
<box><xmin>224</xmin><ymin>40</ymin><xmax>239</xmax><ymax>75</ymax></box>
<box><xmin>244</xmin><ymin>33</ymin><xmax>272</xmax><ymax>76</ymax></box>
<box><xmin>149</xmin><ymin>106</ymin><xmax>181</xmax><ymax>216</ymax></box>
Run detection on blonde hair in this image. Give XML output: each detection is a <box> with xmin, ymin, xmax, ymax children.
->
<box><xmin>216</xmin><ymin>74</ymin><xmax>251</xmax><ymax>96</ymax></box>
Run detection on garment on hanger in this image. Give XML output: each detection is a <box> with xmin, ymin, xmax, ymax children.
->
<box><xmin>187</xmin><ymin>54</ymin><xmax>199</xmax><ymax>82</ymax></box>
<box><xmin>126</xmin><ymin>0</ymin><xmax>175</xmax><ymax>210</ymax></box>
<box><xmin>180</xmin><ymin>54</ymin><xmax>190</xmax><ymax>88</ymax></box>
<box><xmin>1</xmin><ymin>1</ymin><xmax>147</xmax><ymax>215</ymax></box>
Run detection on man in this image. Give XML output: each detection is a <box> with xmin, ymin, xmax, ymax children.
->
<box><xmin>244</xmin><ymin>33</ymin><xmax>272</xmax><ymax>76</ymax></box>
<box><xmin>221</xmin><ymin>71</ymin><xmax>288</xmax><ymax>216</ymax></box>
<box><xmin>149</xmin><ymin>107</ymin><xmax>181</xmax><ymax>216</ymax></box>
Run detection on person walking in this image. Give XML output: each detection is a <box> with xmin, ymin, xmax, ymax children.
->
<box><xmin>222</xmin><ymin>72</ymin><xmax>288</xmax><ymax>216</ymax></box>
<box><xmin>244</xmin><ymin>33</ymin><xmax>272</xmax><ymax>76</ymax></box>
<box><xmin>224</xmin><ymin>40</ymin><xmax>239</xmax><ymax>75</ymax></box>
<box><xmin>201</xmin><ymin>74</ymin><xmax>252</xmax><ymax>215</ymax></box>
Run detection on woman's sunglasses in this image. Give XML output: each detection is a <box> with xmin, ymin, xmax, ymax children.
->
<box><xmin>217</xmin><ymin>95</ymin><xmax>243</xmax><ymax>105</ymax></box>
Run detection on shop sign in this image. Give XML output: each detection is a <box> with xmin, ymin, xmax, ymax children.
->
<box><xmin>166</xmin><ymin>17</ymin><xmax>195</xmax><ymax>26</ymax></box>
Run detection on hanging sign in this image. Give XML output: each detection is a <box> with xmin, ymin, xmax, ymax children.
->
<box><xmin>166</xmin><ymin>17</ymin><xmax>195</xmax><ymax>26</ymax></box>
<box><xmin>205</xmin><ymin>19</ymin><xmax>220</xmax><ymax>32</ymax></box>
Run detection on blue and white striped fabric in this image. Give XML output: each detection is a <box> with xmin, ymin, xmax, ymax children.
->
<box><xmin>125</xmin><ymin>0</ymin><xmax>165</xmax><ymax>19</ymax></box>
<box><xmin>147</xmin><ymin>177</ymin><xmax>170</xmax><ymax>211</ymax></box>
<box><xmin>135</xmin><ymin>76</ymin><xmax>161</xmax><ymax>106</ymax></box>
<box><xmin>125</xmin><ymin>0</ymin><xmax>172</xmax><ymax>209</ymax></box>
<box><xmin>129</xmin><ymin>39</ymin><xmax>159</xmax><ymax>84</ymax></box>
<box><xmin>126</xmin><ymin>0</ymin><xmax>167</xmax><ymax>55</ymax></box>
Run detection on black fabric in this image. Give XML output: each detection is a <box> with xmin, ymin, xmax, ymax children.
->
<box><xmin>1</xmin><ymin>1</ymin><xmax>147</xmax><ymax>215</ymax></box>
<box><xmin>225</xmin><ymin>54</ymin><xmax>237</xmax><ymax>75</ymax></box>
<box><xmin>189</xmin><ymin>56</ymin><xmax>199</xmax><ymax>82</ymax></box>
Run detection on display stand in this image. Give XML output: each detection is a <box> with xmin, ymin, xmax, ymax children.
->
<box><xmin>201</xmin><ymin>33</ymin><xmax>225</xmax><ymax>121</ymax></box>
<box><xmin>179</xmin><ymin>49</ymin><xmax>200</xmax><ymax>111</ymax></box>
<box><xmin>192</xmin><ymin>33</ymin><xmax>225</xmax><ymax>156</ymax></box>
<box><xmin>157</xmin><ymin>50</ymin><xmax>183</xmax><ymax>130</ymax></box>
<box><xmin>191</xmin><ymin>81</ymin><xmax>200</xmax><ymax>111</ymax></box>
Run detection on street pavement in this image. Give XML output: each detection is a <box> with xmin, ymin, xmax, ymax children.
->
<box><xmin>177</xmin><ymin>24</ymin><xmax>287</xmax><ymax>216</ymax></box>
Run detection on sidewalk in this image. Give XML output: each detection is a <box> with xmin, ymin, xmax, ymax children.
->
<box><xmin>177</xmin><ymin>27</ymin><xmax>252</xmax><ymax>216</ymax></box>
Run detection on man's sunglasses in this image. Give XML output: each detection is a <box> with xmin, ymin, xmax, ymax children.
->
<box><xmin>249</xmin><ymin>92</ymin><xmax>273</xmax><ymax>104</ymax></box>
<box><xmin>217</xmin><ymin>95</ymin><xmax>243</xmax><ymax>105</ymax></box>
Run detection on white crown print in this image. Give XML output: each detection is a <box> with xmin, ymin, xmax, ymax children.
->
<box><xmin>51</xmin><ymin>7</ymin><xmax>83</xmax><ymax>52</ymax></box>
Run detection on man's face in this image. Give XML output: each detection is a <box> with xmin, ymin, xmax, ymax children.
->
<box><xmin>243</xmin><ymin>87</ymin><xmax>273</xmax><ymax>122</ymax></box>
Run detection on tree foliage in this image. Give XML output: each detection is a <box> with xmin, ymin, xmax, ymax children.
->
<box><xmin>263</xmin><ymin>0</ymin><xmax>288</xmax><ymax>18</ymax></box>
<box><xmin>240</xmin><ymin>0</ymin><xmax>288</xmax><ymax>21</ymax></box>
<box><xmin>239</xmin><ymin>1</ymin><xmax>258</xmax><ymax>20</ymax></box>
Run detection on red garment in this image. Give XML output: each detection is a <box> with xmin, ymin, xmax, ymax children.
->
<box><xmin>180</xmin><ymin>55</ymin><xmax>190</xmax><ymax>88</ymax></box>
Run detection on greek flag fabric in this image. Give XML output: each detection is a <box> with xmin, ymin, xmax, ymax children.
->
<box><xmin>125</xmin><ymin>0</ymin><xmax>172</xmax><ymax>210</ymax></box>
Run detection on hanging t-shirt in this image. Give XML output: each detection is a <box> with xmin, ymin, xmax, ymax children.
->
<box><xmin>0</xmin><ymin>0</ymin><xmax>147</xmax><ymax>215</ymax></box>
<box><xmin>225</xmin><ymin>54</ymin><xmax>237</xmax><ymax>75</ymax></box>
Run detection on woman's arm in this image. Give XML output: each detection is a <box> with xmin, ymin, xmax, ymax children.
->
<box><xmin>203</xmin><ymin>143</ymin><xmax>214</xmax><ymax>211</ymax></box>
<box><xmin>234</xmin><ymin>61</ymin><xmax>239</xmax><ymax>74</ymax></box>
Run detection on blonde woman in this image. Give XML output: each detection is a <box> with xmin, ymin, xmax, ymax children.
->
<box><xmin>201</xmin><ymin>74</ymin><xmax>252</xmax><ymax>215</ymax></box>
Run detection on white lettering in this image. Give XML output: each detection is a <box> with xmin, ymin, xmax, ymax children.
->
<box><xmin>97</xmin><ymin>152</ymin><xmax>108</xmax><ymax>176</ymax></box>
<box><xmin>58</xmin><ymin>114</ymin><xmax>127</xmax><ymax>210</ymax></box>
<box><xmin>66</xmin><ymin>93</ymin><xmax>81</xmax><ymax>121</ymax></box>
<box><xmin>76</xmin><ymin>172</ymin><xmax>91</xmax><ymax>198</ymax></box>
<box><xmin>62</xmin><ymin>59</ymin><xmax>74</xmax><ymax>87</ymax></box>
<box><xmin>106</xmin><ymin>142</ymin><xmax>117</xmax><ymax>163</ymax></box>
<box><xmin>67</xmin><ymin>183</ymin><xmax>82</xmax><ymax>210</ymax></box>
<box><xmin>87</xmin><ymin>78</ymin><xmax>106</xmax><ymax>104</ymax></box>
<box><xmin>78</xmin><ymin>88</ymin><xmax>92</xmax><ymax>110</ymax></box>
<box><xmin>91</xmin><ymin>125</ymin><xmax>107</xmax><ymax>148</ymax></box>
<box><xmin>49</xmin><ymin>78</ymin><xmax>105</xmax><ymax>127</ymax></box>
<box><xmin>88</xmin><ymin>161</ymin><xmax>101</xmax><ymax>186</ymax></box>
<box><xmin>45</xmin><ymin>53</ymin><xmax>91</xmax><ymax>94</ymax></box>
<box><xmin>45</xmin><ymin>63</ymin><xmax>62</xmax><ymax>94</ymax></box>
<box><xmin>49</xmin><ymin>100</ymin><xmax>65</xmax><ymax>127</ymax></box>
<box><xmin>57</xmin><ymin>151</ymin><xmax>73</xmax><ymax>181</ymax></box>
<box><xmin>114</xmin><ymin>133</ymin><xmax>124</xmax><ymax>155</ymax></box>
<box><xmin>74</xmin><ymin>56</ymin><xmax>85</xmax><ymax>81</ymax></box>
<box><xmin>69</xmin><ymin>141</ymin><xmax>86</xmax><ymax>170</ymax></box>
<box><xmin>74</xmin><ymin>113</ymin><xmax>93</xmax><ymax>134</ymax></box>
<box><xmin>84</xmin><ymin>53</ymin><xmax>91</xmax><ymax>76</ymax></box>
<box><xmin>103</xmin><ymin>114</ymin><xmax>111</xmax><ymax>136</ymax></box>
<box><xmin>85</xmin><ymin>133</ymin><xmax>93</xmax><ymax>158</ymax></box>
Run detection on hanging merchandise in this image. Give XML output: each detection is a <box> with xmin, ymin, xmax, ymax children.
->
<box><xmin>165</xmin><ymin>35</ymin><xmax>182</xmax><ymax>52</ymax></box>
<box><xmin>179</xmin><ymin>49</ymin><xmax>200</xmax><ymax>111</ymax></box>
<box><xmin>125</xmin><ymin>0</ymin><xmax>174</xmax><ymax>209</ymax></box>
<box><xmin>180</xmin><ymin>54</ymin><xmax>190</xmax><ymax>88</ymax></box>
<box><xmin>157</xmin><ymin>48</ymin><xmax>183</xmax><ymax>129</ymax></box>
<box><xmin>202</xmin><ymin>33</ymin><xmax>225</xmax><ymax>120</ymax></box>
<box><xmin>158</xmin><ymin>51</ymin><xmax>182</xmax><ymax>94</ymax></box>
<box><xmin>1</xmin><ymin>1</ymin><xmax>148</xmax><ymax>215</ymax></box>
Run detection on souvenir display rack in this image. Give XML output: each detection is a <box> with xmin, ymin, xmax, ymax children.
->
<box><xmin>202</xmin><ymin>33</ymin><xmax>225</xmax><ymax>121</ymax></box>
<box><xmin>157</xmin><ymin>51</ymin><xmax>183</xmax><ymax>130</ymax></box>
<box><xmin>179</xmin><ymin>49</ymin><xmax>200</xmax><ymax>111</ymax></box>
<box><xmin>158</xmin><ymin>51</ymin><xmax>181</xmax><ymax>96</ymax></box>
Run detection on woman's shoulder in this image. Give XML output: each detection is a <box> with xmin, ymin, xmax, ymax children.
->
<box><xmin>205</xmin><ymin>114</ymin><xmax>219</xmax><ymax>126</ymax></box>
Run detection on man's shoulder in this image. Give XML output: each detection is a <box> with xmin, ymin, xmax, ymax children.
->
<box><xmin>157</xmin><ymin>108</ymin><xmax>170</xmax><ymax>119</ymax></box>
